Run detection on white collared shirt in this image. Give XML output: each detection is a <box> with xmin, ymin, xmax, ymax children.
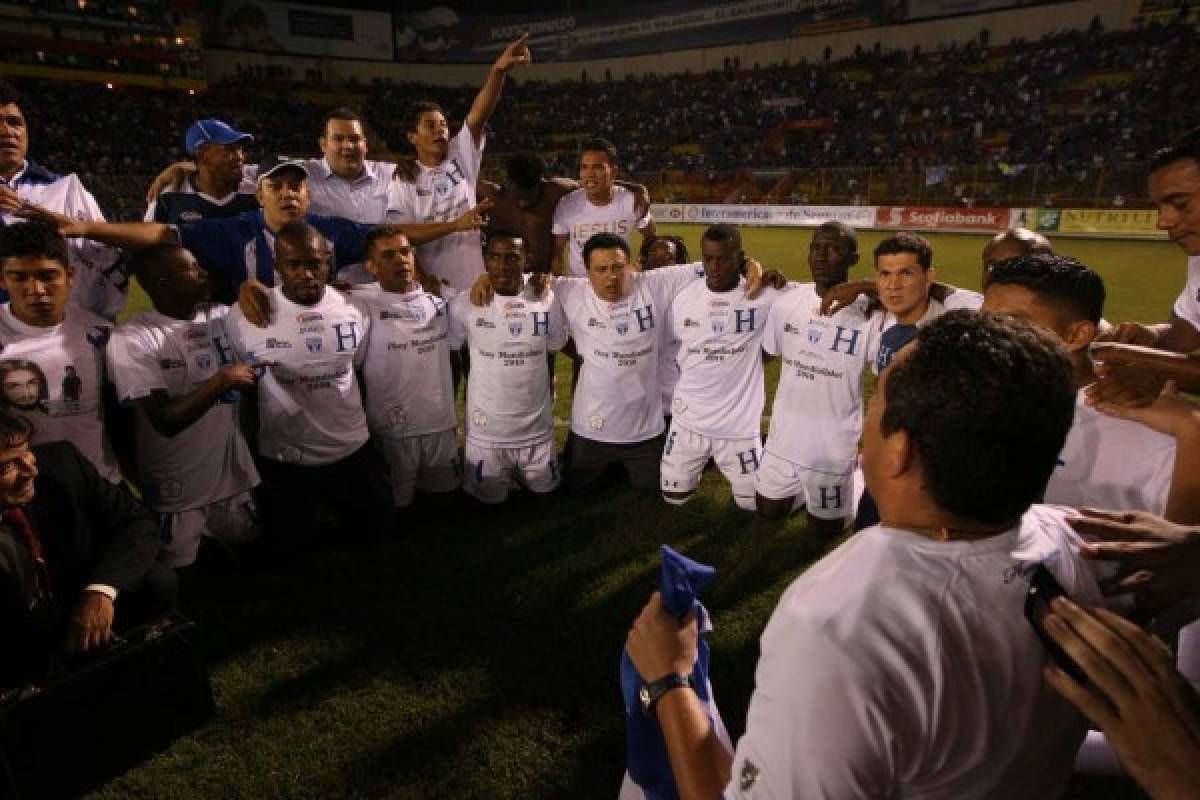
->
<box><xmin>305</xmin><ymin>157</ymin><xmax>398</xmax><ymax>224</ymax></box>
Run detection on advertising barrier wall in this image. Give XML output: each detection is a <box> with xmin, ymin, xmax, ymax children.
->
<box><xmin>1033</xmin><ymin>208</ymin><xmax>1163</xmax><ymax>236</ymax></box>
<box><xmin>652</xmin><ymin>204</ymin><xmax>1167</xmax><ymax>239</ymax></box>
<box><xmin>651</xmin><ymin>203</ymin><xmax>877</xmax><ymax>227</ymax></box>
<box><xmin>875</xmin><ymin>206</ymin><xmax>1019</xmax><ymax>231</ymax></box>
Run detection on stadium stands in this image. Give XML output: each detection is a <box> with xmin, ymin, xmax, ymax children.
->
<box><xmin>4</xmin><ymin>16</ymin><xmax>1196</xmax><ymax>218</ymax></box>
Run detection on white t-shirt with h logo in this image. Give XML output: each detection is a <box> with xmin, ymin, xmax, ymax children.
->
<box><xmin>557</xmin><ymin>263</ymin><xmax>701</xmax><ymax>444</ymax></box>
<box><xmin>386</xmin><ymin>127</ymin><xmax>486</xmax><ymax>291</ymax></box>
<box><xmin>447</xmin><ymin>284</ymin><xmax>567</xmax><ymax>447</ymax></box>
<box><xmin>225</xmin><ymin>287</ymin><xmax>370</xmax><ymax>465</ymax></box>
<box><xmin>763</xmin><ymin>283</ymin><xmax>875</xmax><ymax>472</ymax></box>
<box><xmin>668</xmin><ymin>279</ymin><xmax>782</xmax><ymax>439</ymax></box>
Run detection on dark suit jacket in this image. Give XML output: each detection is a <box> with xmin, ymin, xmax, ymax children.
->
<box><xmin>26</xmin><ymin>441</ymin><xmax>162</xmax><ymax>604</ymax></box>
<box><xmin>1</xmin><ymin>441</ymin><xmax>162</xmax><ymax>687</ymax></box>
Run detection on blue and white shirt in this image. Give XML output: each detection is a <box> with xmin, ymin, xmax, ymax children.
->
<box><xmin>174</xmin><ymin>209</ymin><xmax>369</xmax><ymax>304</ymax></box>
<box><xmin>0</xmin><ymin>161</ymin><xmax>125</xmax><ymax>319</ymax></box>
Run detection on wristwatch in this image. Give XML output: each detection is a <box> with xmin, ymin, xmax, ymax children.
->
<box><xmin>639</xmin><ymin>672</ymin><xmax>694</xmax><ymax>717</ymax></box>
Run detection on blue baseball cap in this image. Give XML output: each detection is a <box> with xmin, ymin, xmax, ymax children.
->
<box><xmin>185</xmin><ymin>118</ymin><xmax>254</xmax><ymax>156</ymax></box>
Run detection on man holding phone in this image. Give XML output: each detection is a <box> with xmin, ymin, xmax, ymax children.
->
<box><xmin>628</xmin><ymin>311</ymin><xmax>1107</xmax><ymax>797</ymax></box>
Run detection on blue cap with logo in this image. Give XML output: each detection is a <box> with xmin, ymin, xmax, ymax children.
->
<box><xmin>185</xmin><ymin>118</ymin><xmax>254</xmax><ymax>156</ymax></box>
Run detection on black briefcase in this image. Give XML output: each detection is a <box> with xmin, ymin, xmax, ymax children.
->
<box><xmin>0</xmin><ymin>616</ymin><xmax>214</xmax><ymax>799</ymax></box>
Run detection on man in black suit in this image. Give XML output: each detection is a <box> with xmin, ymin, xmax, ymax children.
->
<box><xmin>0</xmin><ymin>411</ymin><xmax>173</xmax><ymax>687</ymax></box>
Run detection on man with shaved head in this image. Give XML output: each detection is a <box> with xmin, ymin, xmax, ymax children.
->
<box><xmin>981</xmin><ymin>227</ymin><xmax>1053</xmax><ymax>289</ymax></box>
<box><xmin>224</xmin><ymin>223</ymin><xmax>390</xmax><ymax>541</ymax></box>
<box><xmin>108</xmin><ymin>244</ymin><xmax>261</xmax><ymax>567</ymax></box>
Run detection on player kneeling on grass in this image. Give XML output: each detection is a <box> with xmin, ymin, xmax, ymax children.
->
<box><xmin>108</xmin><ymin>245</ymin><xmax>260</xmax><ymax>567</ymax></box>
<box><xmin>661</xmin><ymin>224</ymin><xmax>784</xmax><ymax>512</ymax></box>
<box><xmin>472</xmin><ymin>233</ymin><xmax>723</xmax><ymax>492</ymax></box>
<box><xmin>756</xmin><ymin>222</ymin><xmax>875</xmax><ymax>536</ymax></box>
<box><xmin>225</xmin><ymin>222</ymin><xmax>391</xmax><ymax>540</ymax></box>
<box><xmin>448</xmin><ymin>230</ymin><xmax>567</xmax><ymax>503</ymax></box>
<box><xmin>353</xmin><ymin>226</ymin><xmax>459</xmax><ymax>509</ymax></box>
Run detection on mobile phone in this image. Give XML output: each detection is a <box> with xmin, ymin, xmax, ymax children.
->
<box><xmin>1024</xmin><ymin>564</ymin><xmax>1088</xmax><ymax>684</ymax></box>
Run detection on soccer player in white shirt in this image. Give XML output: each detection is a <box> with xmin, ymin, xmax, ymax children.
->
<box><xmin>478</xmin><ymin>153</ymin><xmax>652</xmax><ymax>274</ymax></box>
<box><xmin>0</xmin><ymin>220</ymin><xmax>121</xmax><ymax>483</ymax></box>
<box><xmin>1096</xmin><ymin>131</ymin><xmax>1200</xmax><ymax>356</ymax></box>
<box><xmin>224</xmin><ymin>222</ymin><xmax>391</xmax><ymax>539</ymax></box>
<box><xmin>820</xmin><ymin>231</ymin><xmax>984</xmax><ymax>322</ymax></box>
<box><xmin>108</xmin><ymin>244</ymin><xmax>260</xmax><ymax>567</ymax></box>
<box><xmin>354</xmin><ymin>226</ymin><xmax>458</xmax><ymax>508</ymax></box>
<box><xmin>982</xmin><ymin>254</ymin><xmax>1200</xmax><ymax>777</ymax></box>
<box><xmin>387</xmin><ymin>35</ymin><xmax>531</xmax><ymax>291</ymax></box>
<box><xmin>627</xmin><ymin>311</ymin><xmax>1104</xmax><ymax>799</ymax></box>
<box><xmin>640</xmin><ymin>236</ymin><xmax>692</xmax><ymax>428</ymax></box>
<box><xmin>662</xmin><ymin>224</ymin><xmax>781</xmax><ymax>512</ymax></box>
<box><xmin>551</xmin><ymin>138</ymin><xmax>655</xmax><ymax>278</ymax></box>
<box><xmin>865</xmin><ymin>232</ymin><xmax>969</xmax><ymax>374</ymax></box>
<box><xmin>1085</xmin><ymin>132</ymin><xmax>1200</xmax><ymax>410</ymax></box>
<box><xmin>553</xmin><ymin>233</ymin><xmax>701</xmax><ymax>492</ymax></box>
<box><xmin>448</xmin><ymin>230</ymin><xmax>567</xmax><ymax>504</ymax></box>
<box><xmin>982</xmin><ymin>254</ymin><xmax>1200</xmax><ymax>521</ymax></box>
<box><xmin>756</xmin><ymin>222</ymin><xmax>874</xmax><ymax>536</ymax></box>
<box><xmin>0</xmin><ymin>81</ymin><xmax>125</xmax><ymax>319</ymax></box>
<box><xmin>856</xmin><ymin>232</ymin><xmax>985</xmax><ymax>529</ymax></box>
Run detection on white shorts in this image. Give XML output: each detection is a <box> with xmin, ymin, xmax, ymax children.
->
<box><xmin>463</xmin><ymin>434</ymin><xmax>560</xmax><ymax>504</ymax></box>
<box><xmin>159</xmin><ymin>490</ymin><xmax>259</xmax><ymax>567</ymax></box>
<box><xmin>659</xmin><ymin>421</ymin><xmax>761</xmax><ymax>511</ymax></box>
<box><xmin>378</xmin><ymin>429</ymin><xmax>459</xmax><ymax>507</ymax></box>
<box><xmin>754</xmin><ymin>450</ymin><xmax>853</xmax><ymax>520</ymax></box>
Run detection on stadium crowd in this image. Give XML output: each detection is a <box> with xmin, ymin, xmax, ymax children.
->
<box><xmin>6</xmin><ymin>15</ymin><xmax>1199</xmax><ymax>220</ymax></box>
<box><xmin>3</xmin><ymin>18</ymin><xmax>1200</xmax><ymax>800</ymax></box>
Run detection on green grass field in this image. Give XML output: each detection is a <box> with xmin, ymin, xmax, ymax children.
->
<box><xmin>94</xmin><ymin>228</ymin><xmax>1176</xmax><ymax>799</ymax></box>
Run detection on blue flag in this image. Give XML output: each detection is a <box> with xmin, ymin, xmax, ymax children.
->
<box><xmin>621</xmin><ymin>545</ymin><xmax>718</xmax><ymax>800</ymax></box>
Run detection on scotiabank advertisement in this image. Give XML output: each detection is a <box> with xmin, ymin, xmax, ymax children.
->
<box><xmin>874</xmin><ymin>206</ymin><xmax>1018</xmax><ymax>231</ymax></box>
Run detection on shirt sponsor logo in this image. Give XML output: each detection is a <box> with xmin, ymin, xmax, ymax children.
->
<box><xmin>195</xmin><ymin>353</ymin><xmax>212</xmax><ymax>370</ymax></box>
<box><xmin>381</xmin><ymin>306</ymin><xmax>426</xmax><ymax>324</ymax></box>
<box><xmin>305</xmin><ymin>337</ymin><xmax>323</xmax><ymax>353</ymax></box>
<box><xmin>808</xmin><ymin>325</ymin><xmax>823</xmax><ymax>344</ymax></box>
<box><xmin>739</xmin><ymin>759</ymin><xmax>760</xmax><ymax>790</ymax></box>
<box><xmin>683</xmin><ymin>318</ymin><xmax>700</xmax><ymax>328</ymax></box>
<box><xmin>158</xmin><ymin>358</ymin><xmax>185</xmax><ymax>369</ymax></box>
<box><xmin>296</xmin><ymin>313</ymin><xmax>323</xmax><ymax>324</ymax></box>
<box><xmin>475</xmin><ymin>319</ymin><xmax>495</xmax><ymax>329</ymax></box>
<box><xmin>180</xmin><ymin>211</ymin><xmax>203</xmax><ymax>222</ymax></box>
<box><xmin>265</xmin><ymin>338</ymin><xmax>293</xmax><ymax>349</ymax></box>
<box><xmin>299</xmin><ymin>324</ymin><xmax>325</xmax><ymax>334</ymax></box>
<box><xmin>506</xmin><ymin>313</ymin><xmax>524</xmax><ymax>336</ymax></box>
